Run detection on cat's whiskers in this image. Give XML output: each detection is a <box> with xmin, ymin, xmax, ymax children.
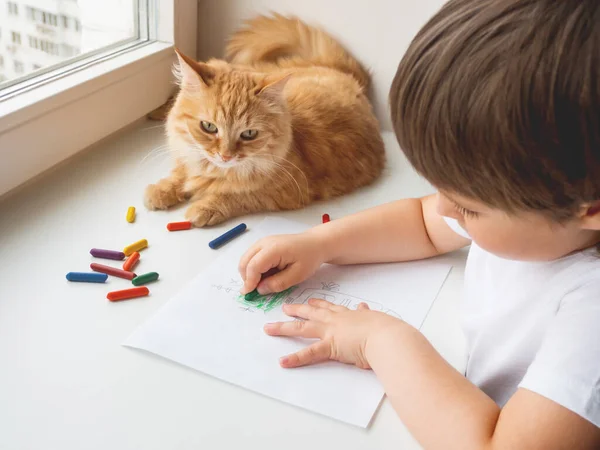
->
<box><xmin>253</xmin><ymin>150</ymin><xmax>308</xmax><ymax>190</ymax></box>
<box><xmin>139</xmin><ymin>144</ymin><xmax>169</xmax><ymax>159</ymax></box>
<box><xmin>251</xmin><ymin>155</ymin><xmax>307</xmax><ymax>205</ymax></box>
<box><xmin>184</xmin><ymin>127</ymin><xmax>211</xmax><ymax>163</ymax></box>
<box><xmin>137</xmin><ymin>145</ymin><xmax>172</xmax><ymax>170</ymax></box>
<box><xmin>236</xmin><ymin>159</ymin><xmax>256</xmax><ymax>179</ymax></box>
<box><xmin>252</xmin><ymin>163</ymin><xmax>293</xmax><ymax>198</ymax></box>
<box><xmin>265</xmin><ymin>153</ymin><xmax>309</xmax><ymax>194</ymax></box>
<box><xmin>141</xmin><ymin>123</ymin><xmax>168</xmax><ymax>132</ymax></box>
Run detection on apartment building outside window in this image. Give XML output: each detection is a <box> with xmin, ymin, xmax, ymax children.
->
<box><xmin>11</xmin><ymin>30</ymin><xmax>20</xmax><ymax>45</ymax></box>
<box><xmin>7</xmin><ymin>1</ymin><xmax>17</xmax><ymax>15</ymax></box>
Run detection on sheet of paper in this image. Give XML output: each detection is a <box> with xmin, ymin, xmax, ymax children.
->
<box><xmin>124</xmin><ymin>217</ymin><xmax>452</xmax><ymax>427</ymax></box>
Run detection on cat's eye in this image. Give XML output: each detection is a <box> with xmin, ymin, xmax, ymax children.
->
<box><xmin>240</xmin><ymin>129</ymin><xmax>259</xmax><ymax>141</ymax></box>
<box><xmin>200</xmin><ymin>121</ymin><xmax>218</xmax><ymax>134</ymax></box>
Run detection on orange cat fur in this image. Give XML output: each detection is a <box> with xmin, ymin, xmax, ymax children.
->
<box><xmin>144</xmin><ymin>14</ymin><xmax>385</xmax><ymax>227</ymax></box>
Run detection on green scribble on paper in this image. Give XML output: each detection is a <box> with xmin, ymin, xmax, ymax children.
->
<box><xmin>237</xmin><ymin>286</ymin><xmax>297</xmax><ymax>312</ymax></box>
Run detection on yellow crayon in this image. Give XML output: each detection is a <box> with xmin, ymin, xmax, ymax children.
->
<box><xmin>126</xmin><ymin>206</ymin><xmax>136</xmax><ymax>223</ymax></box>
<box><xmin>123</xmin><ymin>239</ymin><xmax>148</xmax><ymax>256</ymax></box>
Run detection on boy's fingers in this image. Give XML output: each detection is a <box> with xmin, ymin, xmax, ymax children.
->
<box><xmin>283</xmin><ymin>303</ymin><xmax>331</xmax><ymax>321</ymax></box>
<box><xmin>307</xmin><ymin>298</ymin><xmax>346</xmax><ymax>312</ymax></box>
<box><xmin>279</xmin><ymin>341</ymin><xmax>331</xmax><ymax>368</ymax></box>
<box><xmin>257</xmin><ymin>264</ymin><xmax>303</xmax><ymax>295</ymax></box>
<box><xmin>241</xmin><ymin>249</ymin><xmax>279</xmax><ymax>294</ymax></box>
<box><xmin>238</xmin><ymin>243</ymin><xmax>262</xmax><ymax>281</ymax></box>
<box><xmin>264</xmin><ymin>320</ymin><xmax>322</xmax><ymax>338</ymax></box>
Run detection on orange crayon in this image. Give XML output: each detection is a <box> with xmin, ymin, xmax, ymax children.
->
<box><xmin>122</xmin><ymin>252</ymin><xmax>140</xmax><ymax>272</ymax></box>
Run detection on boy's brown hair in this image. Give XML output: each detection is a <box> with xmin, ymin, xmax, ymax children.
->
<box><xmin>390</xmin><ymin>0</ymin><xmax>600</xmax><ymax>220</ymax></box>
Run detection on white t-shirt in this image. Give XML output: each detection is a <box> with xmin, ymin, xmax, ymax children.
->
<box><xmin>444</xmin><ymin>217</ymin><xmax>600</xmax><ymax>427</ymax></box>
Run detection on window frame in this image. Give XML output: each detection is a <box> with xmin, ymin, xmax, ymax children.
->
<box><xmin>1</xmin><ymin>0</ymin><xmax>148</xmax><ymax>97</ymax></box>
<box><xmin>0</xmin><ymin>0</ymin><xmax>197</xmax><ymax>198</ymax></box>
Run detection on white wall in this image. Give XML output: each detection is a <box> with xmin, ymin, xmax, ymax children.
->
<box><xmin>196</xmin><ymin>0</ymin><xmax>447</xmax><ymax>131</ymax></box>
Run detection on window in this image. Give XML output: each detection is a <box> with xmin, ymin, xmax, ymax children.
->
<box><xmin>40</xmin><ymin>40</ymin><xmax>58</xmax><ymax>56</ymax></box>
<box><xmin>7</xmin><ymin>2</ymin><xmax>18</xmax><ymax>16</ymax></box>
<box><xmin>28</xmin><ymin>8</ymin><xmax>66</xmax><ymax>29</ymax></box>
<box><xmin>0</xmin><ymin>0</ymin><xmax>198</xmax><ymax>199</ymax></box>
<box><xmin>11</xmin><ymin>31</ymin><xmax>21</xmax><ymax>45</ymax></box>
<box><xmin>2</xmin><ymin>2</ymin><xmax>138</xmax><ymax>86</ymax></box>
<box><xmin>28</xmin><ymin>36</ymin><xmax>58</xmax><ymax>56</ymax></box>
<box><xmin>40</xmin><ymin>12</ymin><xmax>57</xmax><ymax>26</ymax></box>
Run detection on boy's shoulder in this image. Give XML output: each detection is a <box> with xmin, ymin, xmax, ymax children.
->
<box><xmin>468</xmin><ymin>243</ymin><xmax>600</xmax><ymax>301</ymax></box>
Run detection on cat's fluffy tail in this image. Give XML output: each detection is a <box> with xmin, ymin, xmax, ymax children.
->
<box><xmin>226</xmin><ymin>13</ymin><xmax>370</xmax><ymax>89</ymax></box>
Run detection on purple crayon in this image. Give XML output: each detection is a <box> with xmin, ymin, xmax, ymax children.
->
<box><xmin>90</xmin><ymin>248</ymin><xmax>125</xmax><ymax>260</ymax></box>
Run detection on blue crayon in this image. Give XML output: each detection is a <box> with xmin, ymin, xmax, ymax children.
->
<box><xmin>209</xmin><ymin>223</ymin><xmax>247</xmax><ymax>249</ymax></box>
<box><xmin>66</xmin><ymin>272</ymin><xmax>108</xmax><ymax>283</ymax></box>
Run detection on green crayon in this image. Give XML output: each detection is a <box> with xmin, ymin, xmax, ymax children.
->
<box><xmin>132</xmin><ymin>272</ymin><xmax>159</xmax><ymax>286</ymax></box>
<box><xmin>244</xmin><ymin>289</ymin><xmax>261</xmax><ymax>301</ymax></box>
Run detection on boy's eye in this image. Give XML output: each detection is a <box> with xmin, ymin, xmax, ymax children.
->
<box><xmin>453</xmin><ymin>202</ymin><xmax>479</xmax><ymax>218</ymax></box>
<box><xmin>200</xmin><ymin>121</ymin><xmax>218</xmax><ymax>134</ymax></box>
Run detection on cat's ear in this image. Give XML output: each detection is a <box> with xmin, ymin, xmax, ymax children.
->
<box><xmin>174</xmin><ymin>48</ymin><xmax>216</xmax><ymax>89</ymax></box>
<box><xmin>255</xmin><ymin>74</ymin><xmax>292</xmax><ymax>100</ymax></box>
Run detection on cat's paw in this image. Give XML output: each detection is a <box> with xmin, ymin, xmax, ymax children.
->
<box><xmin>185</xmin><ymin>203</ymin><xmax>228</xmax><ymax>227</ymax></box>
<box><xmin>144</xmin><ymin>183</ymin><xmax>180</xmax><ymax>210</ymax></box>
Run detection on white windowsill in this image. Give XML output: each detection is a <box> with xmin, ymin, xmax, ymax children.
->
<box><xmin>0</xmin><ymin>41</ymin><xmax>173</xmax><ymax>133</ymax></box>
<box><xmin>0</xmin><ymin>41</ymin><xmax>176</xmax><ymax>197</ymax></box>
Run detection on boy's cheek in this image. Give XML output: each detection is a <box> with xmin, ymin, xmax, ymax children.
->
<box><xmin>435</xmin><ymin>193</ymin><xmax>461</xmax><ymax>219</ymax></box>
<box><xmin>467</xmin><ymin>223</ymin><xmax>517</xmax><ymax>258</ymax></box>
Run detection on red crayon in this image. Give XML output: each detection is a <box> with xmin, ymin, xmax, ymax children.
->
<box><xmin>167</xmin><ymin>221</ymin><xmax>192</xmax><ymax>231</ymax></box>
<box><xmin>107</xmin><ymin>287</ymin><xmax>149</xmax><ymax>302</ymax></box>
<box><xmin>90</xmin><ymin>263</ymin><xmax>136</xmax><ymax>280</ymax></box>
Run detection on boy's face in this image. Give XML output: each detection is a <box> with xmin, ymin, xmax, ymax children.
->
<box><xmin>437</xmin><ymin>192</ymin><xmax>600</xmax><ymax>261</ymax></box>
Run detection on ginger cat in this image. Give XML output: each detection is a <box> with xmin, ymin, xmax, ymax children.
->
<box><xmin>145</xmin><ymin>14</ymin><xmax>385</xmax><ymax>227</ymax></box>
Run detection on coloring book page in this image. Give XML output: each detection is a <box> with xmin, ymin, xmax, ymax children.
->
<box><xmin>124</xmin><ymin>217</ymin><xmax>452</xmax><ymax>427</ymax></box>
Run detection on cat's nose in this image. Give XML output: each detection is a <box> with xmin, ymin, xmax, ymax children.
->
<box><xmin>220</xmin><ymin>154</ymin><xmax>233</xmax><ymax>162</ymax></box>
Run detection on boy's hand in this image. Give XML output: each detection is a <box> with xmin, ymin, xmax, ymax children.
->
<box><xmin>264</xmin><ymin>298</ymin><xmax>403</xmax><ymax>369</ymax></box>
<box><xmin>239</xmin><ymin>232</ymin><xmax>327</xmax><ymax>295</ymax></box>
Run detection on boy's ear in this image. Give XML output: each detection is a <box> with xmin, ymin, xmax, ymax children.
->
<box><xmin>579</xmin><ymin>201</ymin><xmax>600</xmax><ymax>230</ymax></box>
<box><xmin>174</xmin><ymin>48</ymin><xmax>216</xmax><ymax>88</ymax></box>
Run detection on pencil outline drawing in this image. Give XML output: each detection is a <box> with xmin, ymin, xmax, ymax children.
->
<box><xmin>286</xmin><ymin>286</ymin><xmax>402</xmax><ymax>319</ymax></box>
<box><xmin>211</xmin><ymin>279</ymin><xmax>402</xmax><ymax>319</ymax></box>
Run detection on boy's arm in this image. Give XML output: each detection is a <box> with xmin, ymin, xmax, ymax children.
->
<box><xmin>367</xmin><ymin>325</ymin><xmax>600</xmax><ymax>450</ymax></box>
<box><xmin>240</xmin><ymin>194</ymin><xmax>468</xmax><ymax>295</ymax></box>
<box><xmin>312</xmin><ymin>194</ymin><xmax>470</xmax><ymax>265</ymax></box>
